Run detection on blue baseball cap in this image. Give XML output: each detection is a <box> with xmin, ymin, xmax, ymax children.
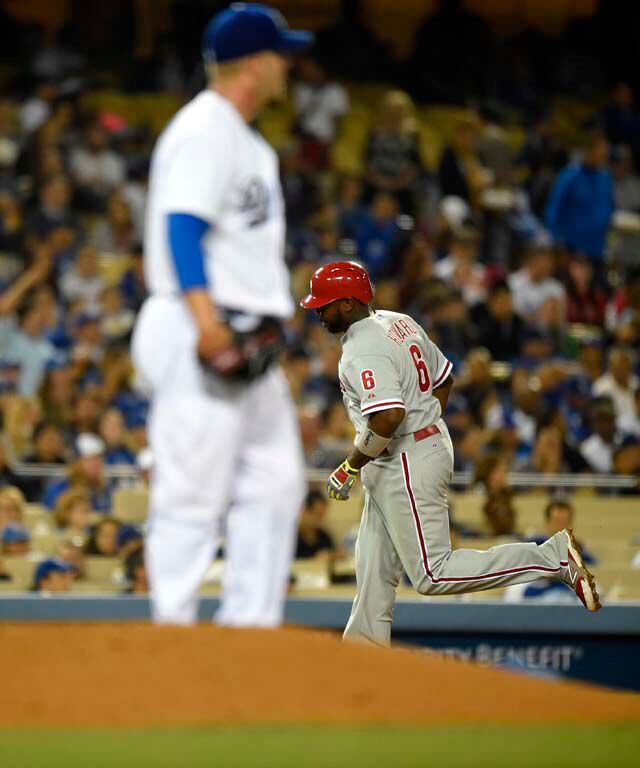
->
<box><xmin>202</xmin><ymin>3</ymin><xmax>313</xmax><ymax>64</ymax></box>
<box><xmin>1</xmin><ymin>523</ymin><xmax>31</xmax><ymax>545</ymax></box>
<box><xmin>34</xmin><ymin>557</ymin><xmax>75</xmax><ymax>587</ymax></box>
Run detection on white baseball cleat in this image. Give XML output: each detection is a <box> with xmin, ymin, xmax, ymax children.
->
<box><xmin>563</xmin><ymin>529</ymin><xmax>601</xmax><ymax>612</ymax></box>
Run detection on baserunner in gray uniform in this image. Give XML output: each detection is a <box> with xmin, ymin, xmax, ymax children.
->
<box><xmin>300</xmin><ymin>261</ymin><xmax>601</xmax><ymax>647</ymax></box>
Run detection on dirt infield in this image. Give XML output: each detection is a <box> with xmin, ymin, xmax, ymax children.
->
<box><xmin>2</xmin><ymin>623</ymin><xmax>639</xmax><ymax>727</ymax></box>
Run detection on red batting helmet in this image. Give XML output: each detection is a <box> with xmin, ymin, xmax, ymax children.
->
<box><xmin>299</xmin><ymin>261</ymin><xmax>373</xmax><ymax>309</ymax></box>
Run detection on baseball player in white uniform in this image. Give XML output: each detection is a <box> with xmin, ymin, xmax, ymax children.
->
<box><xmin>131</xmin><ymin>4</ymin><xmax>312</xmax><ymax>626</ymax></box>
<box><xmin>300</xmin><ymin>261</ymin><xmax>601</xmax><ymax>647</ymax></box>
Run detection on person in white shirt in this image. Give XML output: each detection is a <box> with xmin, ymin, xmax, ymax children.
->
<box><xmin>293</xmin><ymin>56</ymin><xmax>348</xmax><ymax>145</ymax></box>
<box><xmin>69</xmin><ymin>123</ymin><xmax>125</xmax><ymax>206</ymax></box>
<box><xmin>131</xmin><ymin>4</ymin><xmax>312</xmax><ymax>627</ymax></box>
<box><xmin>580</xmin><ymin>397</ymin><xmax>623</xmax><ymax>473</ymax></box>
<box><xmin>434</xmin><ymin>223</ymin><xmax>487</xmax><ymax>306</ymax></box>
<box><xmin>508</xmin><ymin>237</ymin><xmax>566</xmax><ymax>320</ymax></box>
<box><xmin>593</xmin><ymin>347</ymin><xmax>639</xmax><ymax>423</ymax></box>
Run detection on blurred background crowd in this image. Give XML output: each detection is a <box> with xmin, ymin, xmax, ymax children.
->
<box><xmin>0</xmin><ymin>0</ymin><xmax>640</xmax><ymax>593</ymax></box>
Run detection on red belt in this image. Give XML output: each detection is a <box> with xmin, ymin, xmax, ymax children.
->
<box><xmin>380</xmin><ymin>424</ymin><xmax>440</xmax><ymax>456</ymax></box>
<box><xmin>413</xmin><ymin>424</ymin><xmax>441</xmax><ymax>442</ymax></box>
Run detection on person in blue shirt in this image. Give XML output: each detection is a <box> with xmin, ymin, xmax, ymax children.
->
<box><xmin>43</xmin><ymin>433</ymin><xmax>115</xmax><ymax>513</ymax></box>
<box><xmin>545</xmin><ymin>129</ymin><xmax>614</xmax><ymax>267</ymax></box>
<box><xmin>355</xmin><ymin>192</ymin><xmax>400</xmax><ymax>280</ymax></box>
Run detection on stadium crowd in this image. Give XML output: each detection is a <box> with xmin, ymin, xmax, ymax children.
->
<box><xmin>1</xmin><ymin>3</ymin><xmax>640</xmax><ymax>592</ymax></box>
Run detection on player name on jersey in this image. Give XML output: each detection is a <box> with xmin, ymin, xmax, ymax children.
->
<box><xmin>386</xmin><ymin>318</ymin><xmax>419</xmax><ymax>346</ymax></box>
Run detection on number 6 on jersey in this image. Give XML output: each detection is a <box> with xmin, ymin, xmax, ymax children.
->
<box><xmin>361</xmin><ymin>369</ymin><xmax>376</xmax><ymax>391</ymax></box>
<box><xmin>409</xmin><ymin>344</ymin><xmax>430</xmax><ymax>392</ymax></box>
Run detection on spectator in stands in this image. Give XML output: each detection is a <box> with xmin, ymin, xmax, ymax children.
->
<box><xmin>336</xmin><ymin>175</ymin><xmax>368</xmax><ymax>239</ymax></box>
<box><xmin>123</xmin><ymin>547</ymin><xmax>148</xmax><ymax>594</ymax></box>
<box><xmin>43</xmin><ymin>432</ymin><xmax>114</xmax><ymax>513</ymax></box>
<box><xmin>483</xmin><ymin>490</ymin><xmax>518</xmax><ymax>537</ymax></box>
<box><xmin>601</xmin><ymin>82</ymin><xmax>640</xmax><ymax>153</ymax></box>
<box><xmin>473</xmin><ymin>451</ymin><xmax>510</xmax><ymax>495</ymax></box>
<box><xmin>59</xmin><ymin>245</ymin><xmax>105</xmax><ymax>307</ymax></box>
<box><xmin>100</xmin><ymin>286</ymin><xmax>135</xmax><ymax>345</ymax></box>
<box><xmin>618</xmin><ymin>387</ymin><xmax>640</xmax><ymax>437</ymax></box>
<box><xmin>0</xmin><ymin>290</ymin><xmax>58</xmax><ymax>397</ymax></box>
<box><xmin>117</xmin><ymin>524</ymin><xmax>143</xmax><ymax>561</ymax></box>
<box><xmin>364</xmin><ymin>90</ymin><xmax>421</xmax><ymax>215</ymax></box>
<box><xmin>69</xmin><ymin>308</ymin><xmax>105</xmax><ymax>367</ymax></box>
<box><xmin>1</xmin><ymin>522</ymin><xmax>30</xmax><ymax>555</ymax></box>
<box><xmin>611</xmin><ymin>144</ymin><xmax>640</xmax><ymax>212</ymax></box>
<box><xmin>20</xmin><ymin>421</ymin><xmax>68</xmax><ymax>501</ymax></box>
<box><xmin>0</xmin><ymin>445</ymin><xmax>23</xmax><ymax>494</ymax></box>
<box><xmin>508</xmin><ymin>235</ymin><xmax>566</xmax><ymax>323</ymax></box>
<box><xmin>593</xmin><ymin>347</ymin><xmax>639</xmax><ymax>423</ymax></box>
<box><xmin>504</xmin><ymin>497</ymin><xmax>593</xmax><ymax>604</ymax></box>
<box><xmin>428</xmin><ymin>289</ymin><xmax>476</xmax><ymax>365</ymax></box>
<box><xmin>580</xmin><ymin>396</ymin><xmax>624</xmax><ymax>473</ymax></box>
<box><xmin>32</xmin><ymin>557</ymin><xmax>75</xmax><ymax>593</ymax></box>
<box><xmin>0</xmin><ymin>192</ymin><xmax>23</xmax><ymax>258</ymax></box>
<box><xmin>54</xmin><ymin>487</ymin><xmax>92</xmax><ymax>539</ymax></box>
<box><xmin>544</xmin><ymin>129</ymin><xmax>614</xmax><ymax>270</ymax></box>
<box><xmin>89</xmin><ymin>192</ymin><xmax>138</xmax><ymax>254</ymax></box>
<box><xmin>578</xmin><ymin>338</ymin><xmax>605</xmax><ymax>385</ymax></box>
<box><xmin>84</xmin><ymin>517</ymin><xmax>120</xmax><ymax>557</ymax></box>
<box><xmin>99</xmin><ymin>408</ymin><xmax>134</xmax><ymax>465</ymax></box>
<box><xmin>471</xmin><ymin>279</ymin><xmax>524</xmax><ymax>361</ymax></box>
<box><xmin>296</xmin><ymin>490</ymin><xmax>336</xmax><ymax>560</ymax></box>
<box><xmin>27</xmin><ymin>173</ymin><xmax>76</xmax><ymax>238</ymax></box>
<box><xmin>293</xmin><ymin>57</ymin><xmax>349</xmax><ymax>170</ymax></box>
<box><xmin>355</xmin><ymin>193</ymin><xmax>401</xmax><ymax>280</ymax></box>
<box><xmin>19</xmin><ymin>82</ymin><xmax>57</xmax><ymax>135</ymax></box>
<box><xmin>564</xmin><ymin>253</ymin><xmax>607</xmax><ymax>326</ymax></box>
<box><xmin>119</xmin><ymin>247</ymin><xmax>146</xmax><ymax>312</ymax></box>
<box><xmin>58</xmin><ymin>539</ymin><xmax>86</xmax><ymax>579</ymax></box>
<box><xmin>0</xmin><ymin>485</ymin><xmax>25</xmax><ymax>534</ymax></box>
<box><xmin>38</xmin><ymin>361</ymin><xmax>75</xmax><ymax>427</ymax></box>
<box><xmin>69</xmin><ymin>122</ymin><xmax>125</xmax><ymax>211</ymax></box>
<box><xmin>516</xmin><ymin>112</ymin><xmax>568</xmax><ymax>218</ymax></box>
<box><xmin>612</xmin><ymin>436</ymin><xmax>640</xmax><ymax>487</ymax></box>
<box><xmin>3</xmin><ymin>394</ymin><xmax>42</xmax><ymax>458</ymax></box>
<box><xmin>457</xmin><ymin>347</ymin><xmax>496</xmax><ymax>424</ymax></box>
<box><xmin>434</xmin><ymin>222</ymin><xmax>487</xmax><ymax>307</ymax></box>
<box><xmin>438</xmin><ymin>115</ymin><xmax>490</xmax><ymax>211</ymax></box>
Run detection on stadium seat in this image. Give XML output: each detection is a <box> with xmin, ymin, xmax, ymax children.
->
<box><xmin>83</xmin><ymin>556</ymin><xmax>123</xmax><ymax>585</ymax></box>
<box><xmin>112</xmin><ymin>487</ymin><xmax>149</xmax><ymax>524</ymax></box>
<box><xmin>1</xmin><ymin>556</ymin><xmax>37</xmax><ymax>590</ymax></box>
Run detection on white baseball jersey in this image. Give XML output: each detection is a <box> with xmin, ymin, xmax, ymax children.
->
<box><xmin>144</xmin><ymin>89</ymin><xmax>294</xmax><ymax>318</ymax></box>
<box><xmin>339</xmin><ymin>310</ymin><xmax>452</xmax><ymax>438</ymax></box>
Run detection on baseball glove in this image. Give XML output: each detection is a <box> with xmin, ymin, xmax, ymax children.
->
<box><xmin>199</xmin><ymin>314</ymin><xmax>284</xmax><ymax>383</ymax></box>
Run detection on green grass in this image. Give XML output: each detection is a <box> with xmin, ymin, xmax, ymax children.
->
<box><xmin>1</xmin><ymin>725</ymin><xmax>639</xmax><ymax>767</ymax></box>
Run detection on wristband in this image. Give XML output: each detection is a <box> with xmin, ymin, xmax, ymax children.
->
<box><xmin>354</xmin><ymin>428</ymin><xmax>392</xmax><ymax>458</ymax></box>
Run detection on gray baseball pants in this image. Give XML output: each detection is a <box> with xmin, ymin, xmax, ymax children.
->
<box><xmin>343</xmin><ymin>424</ymin><xmax>569</xmax><ymax>646</ymax></box>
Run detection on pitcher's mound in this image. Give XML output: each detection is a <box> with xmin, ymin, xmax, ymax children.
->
<box><xmin>2</xmin><ymin>622</ymin><xmax>639</xmax><ymax>727</ymax></box>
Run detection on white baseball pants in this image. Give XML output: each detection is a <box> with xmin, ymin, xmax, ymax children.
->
<box><xmin>132</xmin><ymin>295</ymin><xmax>305</xmax><ymax>626</ymax></box>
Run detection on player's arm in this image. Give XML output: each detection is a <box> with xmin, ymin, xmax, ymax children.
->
<box><xmin>327</xmin><ymin>407</ymin><xmax>405</xmax><ymax>501</ymax></box>
<box><xmin>167</xmin><ymin>212</ymin><xmax>232</xmax><ymax>359</ymax></box>
<box><xmin>433</xmin><ymin>373</ymin><xmax>454</xmax><ymax>414</ymax></box>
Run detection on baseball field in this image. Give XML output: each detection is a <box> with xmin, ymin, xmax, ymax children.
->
<box><xmin>1</xmin><ymin>623</ymin><xmax>638</xmax><ymax>767</ymax></box>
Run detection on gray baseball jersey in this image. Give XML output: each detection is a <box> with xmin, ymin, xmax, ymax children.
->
<box><xmin>337</xmin><ymin>311</ymin><xmax>571</xmax><ymax>647</ymax></box>
<box><xmin>338</xmin><ymin>310</ymin><xmax>452</xmax><ymax>439</ymax></box>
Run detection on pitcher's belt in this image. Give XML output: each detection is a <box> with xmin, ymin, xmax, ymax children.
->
<box><xmin>380</xmin><ymin>424</ymin><xmax>441</xmax><ymax>457</ymax></box>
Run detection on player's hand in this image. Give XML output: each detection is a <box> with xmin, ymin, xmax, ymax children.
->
<box><xmin>327</xmin><ymin>460</ymin><xmax>359</xmax><ymax>501</ymax></box>
<box><xmin>196</xmin><ymin>321</ymin><xmax>243</xmax><ymax>375</ymax></box>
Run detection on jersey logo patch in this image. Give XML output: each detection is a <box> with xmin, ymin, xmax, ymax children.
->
<box><xmin>238</xmin><ymin>177</ymin><xmax>269</xmax><ymax>227</ymax></box>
